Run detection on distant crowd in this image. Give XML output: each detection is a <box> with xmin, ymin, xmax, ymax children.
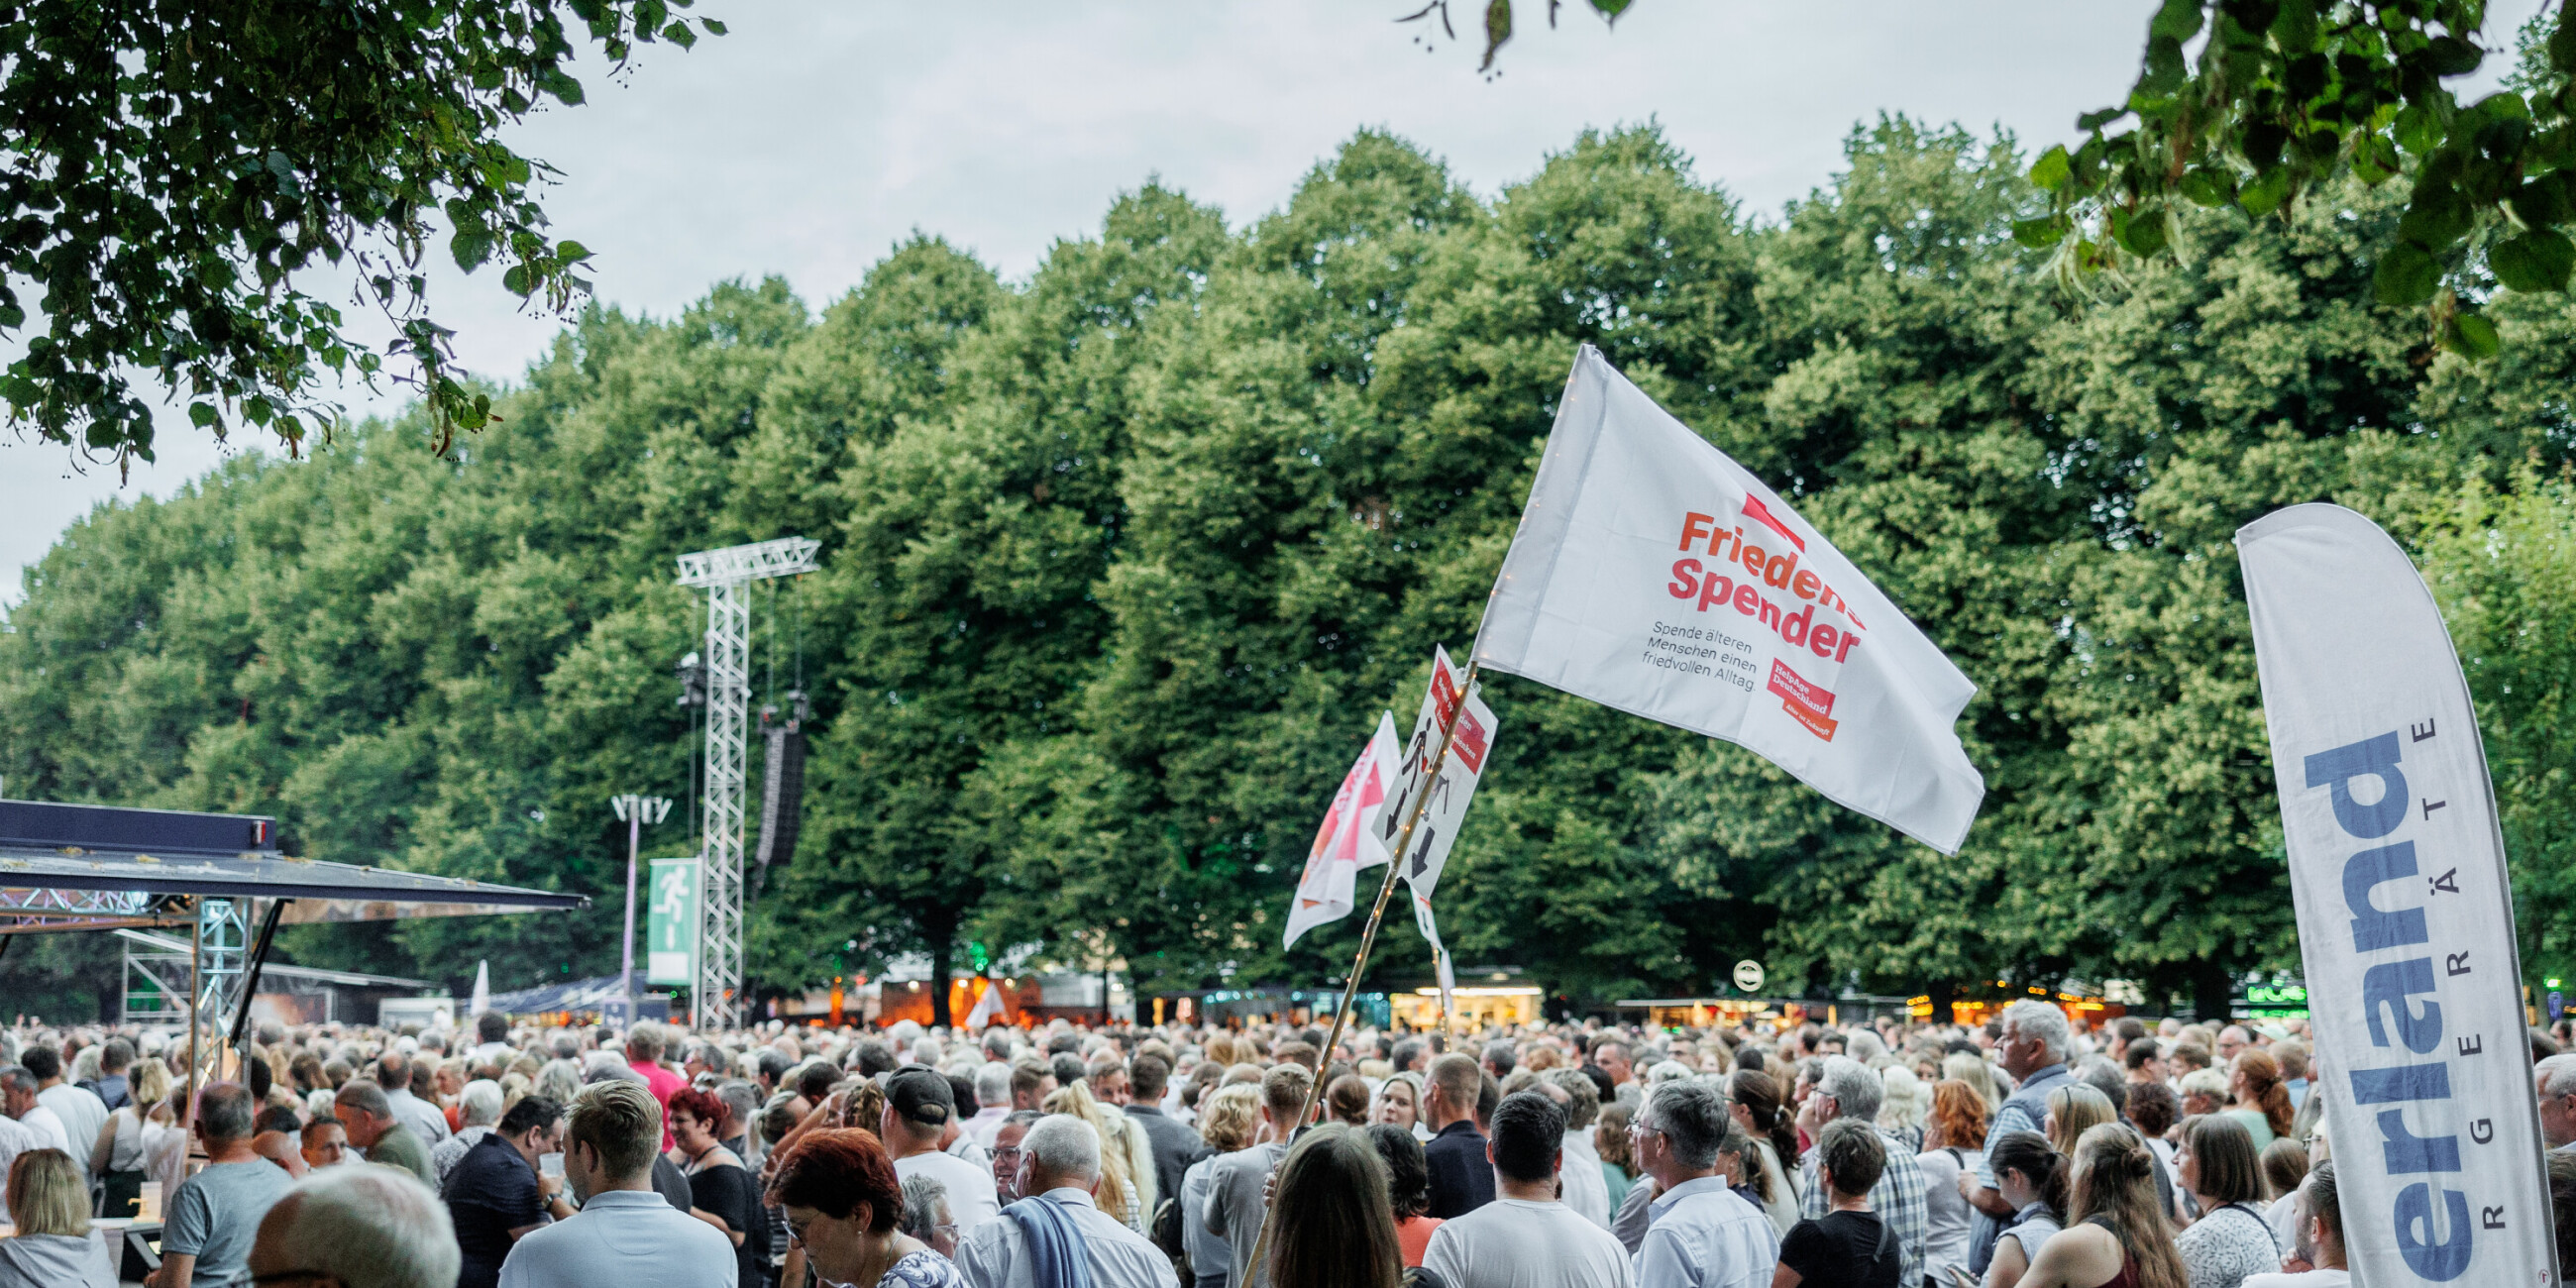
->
<box><xmin>0</xmin><ymin>1001</ymin><xmax>2570</xmax><ymax>1288</ymax></box>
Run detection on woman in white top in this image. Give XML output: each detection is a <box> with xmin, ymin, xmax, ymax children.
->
<box><xmin>1984</xmin><ymin>1129</ymin><xmax>2068</xmax><ymax>1288</ymax></box>
<box><xmin>1726</xmin><ymin>1068</ymin><xmax>1803</xmax><ymax>1236</ymax></box>
<box><xmin>2173</xmin><ymin>1116</ymin><xmax>2279</xmax><ymax>1288</ymax></box>
<box><xmin>87</xmin><ymin>1055</ymin><xmax>172</xmax><ymax>1219</ymax></box>
<box><xmin>1918</xmin><ymin>1079</ymin><xmax>1990</xmax><ymax>1288</ymax></box>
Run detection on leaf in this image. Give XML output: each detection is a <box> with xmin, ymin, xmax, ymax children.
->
<box><xmin>2555</xmin><ymin>11</ymin><xmax>2576</xmax><ymax>73</ymax></box>
<box><xmin>2269</xmin><ymin>0</ymin><xmax>2318</xmax><ymax>51</ymax></box>
<box><xmin>1479</xmin><ymin>0</ymin><xmax>1512</xmax><ymax>71</ymax></box>
<box><xmin>2150</xmin><ymin>0</ymin><xmax>2205</xmax><ymax>43</ymax></box>
<box><xmin>2398</xmin><ymin>185</ymin><xmax>2474</xmax><ymax>249</ymax></box>
<box><xmin>701</xmin><ymin>18</ymin><xmax>728</xmax><ymax>35</ymax></box>
<box><xmin>2490</xmin><ymin>231</ymin><xmax>2575</xmax><ymax>293</ymax></box>
<box><xmin>2238</xmin><ymin>166</ymin><xmax>2294</xmax><ymax>217</ymax></box>
<box><xmin>2510</xmin><ymin>180</ymin><xmax>2573</xmax><ymax>231</ymax></box>
<box><xmin>2030</xmin><ymin>146</ymin><xmax>2074</xmax><ymax>194</ymax></box>
<box><xmin>2424</xmin><ymin>35</ymin><xmax>2483</xmax><ymax>77</ymax></box>
<box><xmin>188</xmin><ymin>402</ymin><xmax>218</xmax><ymax>428</ymax></box>
<box><xmin>501</xmin><ymin>264</ymin><xmax>531</xmax><ymax>296</ymax></box>
<box><xmin>2446</xmin><ymin>312</ymin><xmax>2501</xmax><ymax>360</ymax></box>
<box><xmin>1588</xmin><ymin>0</ymin><xmax>1634</xmax><ymax>17</ymax></box>
<box><xmin>2177</xmin><ymin>167</ymin><xmax>2236</xmax><ymax>207</ymax></box>
<box><xmin>450</xmin><ymin>230</ymin><xmax>492</xmax><ymax>273</ymax></box>
<box><xmin>2118</xmin><ymin>205</ymin><xmax>2171</xmax><ymax>257</ymax></box>
<box><xmin>2012</xmin><ymin>218</ymin><xmax>2068</xmax><ymax>249</ymax></box>
<box><xmin>2393</xmin><ymin>105</ymin><xmax>2440</xmax><ymax>156</ymax></box>
<box><xmin>557</xmin><ymin>240</ymin><xmax>591</xmax><ymax>263</ymax></box>
<box><xmin>2077</xmin><ymin>106</ymin><xmax>2129</xmax><ymax>132</ymax></box>
<box><xmin>2141</xmin><ymin>37</ymin><xmax>2188</xmax><ymax>96</ymax></box>
<box><xmin>2374</xmin><ymin>243</ymin><xmax>2442</xmax><ymax>306</ymax></box>
<box><xmin>663</xmin><ymin>21</ymin><xmax>696</xmax><ymax>49</ymax></box>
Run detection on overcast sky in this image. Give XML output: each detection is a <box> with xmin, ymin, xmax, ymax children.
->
<box><xmin>2</xmin><ymin>0</ymin><xmax>2544</xmax><ymax>601</ymax></box>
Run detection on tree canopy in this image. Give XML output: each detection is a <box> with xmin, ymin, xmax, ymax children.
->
<box><xmin>0</xmin><ymin>0</ymin><xmax>722</xmax><ymax>470</ymax></box>
<box><xmin>8</xmin><ymin>94</ymin><xmax>2576</xmax><ymax>1021</ymax></box>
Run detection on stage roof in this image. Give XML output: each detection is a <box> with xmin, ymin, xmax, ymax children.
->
<box><xmin>0</xmin><ymin>800</ymin><xmax>587</xmax><ymax>933</ymax></box>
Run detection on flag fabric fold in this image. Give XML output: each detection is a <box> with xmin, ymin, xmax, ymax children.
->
<box><xmin>1282</xmin><ymin>711</ymin><xmax>1402</xmax><ymax>948</ymax></box>
<box><xmin>1473</xmin><ymin>345</ymin><xmax>1984</xmax><ymax>854</ymax></box>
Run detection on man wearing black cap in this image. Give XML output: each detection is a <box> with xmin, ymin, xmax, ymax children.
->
<box><xmin>883</xmin><ymin>1064</ymin><xmax>1003</xmax><ymax>1234</ymax></box>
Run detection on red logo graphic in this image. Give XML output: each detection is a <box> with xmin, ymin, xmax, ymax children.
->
<box><xmin>1742</xmin><ymin>494</ymin><xmax>1804</xmax><ymax>551</ymax></box>
<box><xmin>1449</xmin><ymin>708</ymin><xmax>1491</xmax><ymax>774</ymax></box>
<box><xmin>1767</xmin><ymin>659</ymin><xmax>1838</xmax><ymax>741</ymax></box>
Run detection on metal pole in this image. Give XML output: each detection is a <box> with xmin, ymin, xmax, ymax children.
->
<box><xmin>622</xmin><ymin>805</ymin><xmax>641</xmax><ymax>1030</ymax></box>
<box><xmin>1246</xmin><ymin>662</ymin><xmax>1479</xmax><ymax>1273</ymax></box>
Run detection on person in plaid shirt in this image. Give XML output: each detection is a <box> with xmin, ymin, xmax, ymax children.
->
<box><xmin>1794</xmin><ymin>1056</ymin><xmax>1929</xmax><ymax>1285</ymax></box>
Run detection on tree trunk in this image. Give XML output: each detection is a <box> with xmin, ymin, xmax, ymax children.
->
<box><xmin>928</xmin><ymin>925</ymin><xmax>955</xmax><ymax>1029</ymax></box>
<box><xmin>2192</xmin><ymin>959</ymin><xmax>2236</xmax><ymax>1025</ymax></box>
<box><xmin>1927</xmin><ymin>979</ymin><xmax>1958</xmax><ymax>1025</ymax></box>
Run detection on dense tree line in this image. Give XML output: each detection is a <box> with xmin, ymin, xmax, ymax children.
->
<box><xmin>5</xmin><ymin>106</ymin><xmax>2575</xmax><ymax>1023</ymax></box>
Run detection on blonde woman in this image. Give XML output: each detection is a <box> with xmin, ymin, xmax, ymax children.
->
<box><xmin>2044</xmin><ymin>1084</ymin><xmax>2118</xmax><ymax>1157</ymax></box>
<box><xmin>1042</xmin><ymin>1079</ymin><xmax>1153</xmax><ymax>1232</ymax></box>
<box><xmin>1877</xmin><ymin>1065</ymin><xmax>1929</xmax><ymax>1153</ymax></box>
<box><xmin>1374</xmin><ymin>1072</ymin><xmax>1429</xmax><ymax>1142</ymax></box>
<box><xmin>1187</xmin><ymin>1084</ymin><xmax>1263</xmax><ymax>1288</ymax></box>
<box><xmin>1943</xmin><ymin>1051</ymin><xmax>2004</xmax><ymax>1114</ymax></box>
<box><xmin>0</xmin><ymin>1148</ymin><xmax>112</xmax><ymax>1287</ymax></box>
<box><xmin>89</xmin><ymin>1056</ymin><xmax>173</xmax><ymax>1219</ymax></box>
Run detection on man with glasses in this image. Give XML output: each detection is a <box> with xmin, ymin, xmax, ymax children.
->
<box><xmin>1631</xmin><ymin>1082</ymin><xmax>1775</xmax><ymax>1288</ymax></box>
<box><xmin>990</xmin><ymin>1110</ymin><xmax>1044</xmax><ymax>1203</ymax></box>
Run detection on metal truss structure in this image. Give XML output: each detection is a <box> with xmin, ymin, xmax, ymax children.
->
<box><xmin>120</xmin><ymin>934</ymin><xmax>191</xmax><ymax>1027</ymax></box>
<box><xmin>0</xmin><ymin>886</ymin><xmax>187</xmax><ymax>934</ymax></box>
<box><xmin>676</xmin><ymin>536</ymin><xmax>819</xmax><ymax>1029</ymax></box>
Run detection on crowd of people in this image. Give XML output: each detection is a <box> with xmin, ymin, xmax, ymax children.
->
<box><xmin>0</xmin><ymin>1000</ymin><xmax>2571</xmax><ymax>1288</ymax></box>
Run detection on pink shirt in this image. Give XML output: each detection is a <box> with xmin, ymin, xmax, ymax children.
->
<box><xmin>639</xmin><ymin>1061</ymin><xmax>688</xmax><ymax>1147</ymax></box>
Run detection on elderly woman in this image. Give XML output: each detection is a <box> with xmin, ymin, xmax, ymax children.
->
<box><xmin>899</xmin><ymin>1173</ymin><xmax>959</xmax><ymax>1258</ymax></box>
<box><xmin>766</xmin><ymin>1127</ymin><xmax>960</xmax><ymax>1288</ymax></box>
<box><xmin>1186</xmin><ymin>1084</ymin><xmax>1263</xmax><ymax>1288</ymax></box>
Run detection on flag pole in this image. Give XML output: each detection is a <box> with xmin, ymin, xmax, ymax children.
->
<box><xmin>1248</xmin><ymin>659</ymin><xmax>1479</xmax><ymax>1273</ymax></box>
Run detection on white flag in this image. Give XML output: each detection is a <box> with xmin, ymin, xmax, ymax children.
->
<box><xmin>1283</xmin><ymin>712</ymin><xmax>1402</xmax><ymax>948</ymax></box>
<box><xmin>964</xmin><ymin>977</ymin><xmax>1008</xmax><ymax>1030</ymax></box>
<box><xmin>1411</xmin><ymin>890</ymin><xmax>1456</xmax><ymax>1021</ymax></box>
<box><xmin>1474</xmin><ymin>345</ymin><xmax>1984</xmax><ymax>854</ymax></box>
<box><xmin>1378</xmin><ymin>646</ymin><xmax>1498</xmax><ymax>903</ymax></box>
<box><xmin>2238</xmin><ymin>502</ymin><xmax>2556</xmax><ymax>1288</ymax></box>
<box><xmin>469</xmin><ymin>961</ymin><xmax>489</xmax><ymax>1018</ymax></box>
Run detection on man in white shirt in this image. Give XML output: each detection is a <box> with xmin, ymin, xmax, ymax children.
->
<box><xmin>2243</xmin><ymin>1161</ymin><xmax>2349</xmax><ymax>1288</ymax></box>
<box><xmin>884</xmin><ymin>1065</ymin><xmax>1003</xmax><ymax>1234</ymax></box>
<box><xmin>1630</xmin><ymin>1082</ymin><xmax>1775</xmax><ymax>1288</ymax></box>
<box><xmin>1</xmin><ymin>1065</ymin><xmax>71</xmax><ymax>1152</ymax></box>
<box><xmin>2537</xmin><ymin>1053</ymin><xmax>2576</xmax><ymax>1150</ymax></box>
<box><xmin>954</xmin><ymin>1114</ymin><xmax>1180</xmax><ymax>1288</ymax></box>
<box><xmin>966</xmin><ymin>1063</ymin><xmax>1016</xmax><ymax>1148</ymax></box>
<box><xmin>24</xmin><ymin>1044</ymin><xmax>105</xmax><ymax>1163</ymax></box>
<box><xmin>1539</xmin><ymin>1071</ymin><xmax>1613</xmax><ymax>1231</ymax></box>
<box><xmin>0</xmin><ymin>1106</ymin><xmax>43</xmax><ymax>1223</ymax></box>
<box><xmin>377</xmin><ymin>1052</ymin><xmax>453</xmax><ymax>1143</ymax></box>
<box><xmin>468</xmin><ymin>1012</ymin><xmax>519</xmax><ymax>1067</ymax></box>
<box><xmin>1422</xmin><ymin>1090</ymin><xmax>1634</xmax><ymax>1288</ymax></box>
<box><xmin>498</xmin><ymin>1080</ymin><xmax>734</xmax><ymax>1288</ymax></box>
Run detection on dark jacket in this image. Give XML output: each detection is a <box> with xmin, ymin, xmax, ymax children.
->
<box><xmin>1127</xmin><ymin>1103</ymin><xmax>1211</xmax><ymax>1252</ymax></box>
<box><xmin>1422</xmin><ymin>1119</ymin><xmax>1495</xmax><ymax>1219</ymax></box>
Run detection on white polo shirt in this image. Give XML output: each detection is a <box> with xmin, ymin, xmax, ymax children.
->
<box><xmin>496</xmin><ymin>1189</ymin><xmax>736</xmax><ymax>1288</ymax></box>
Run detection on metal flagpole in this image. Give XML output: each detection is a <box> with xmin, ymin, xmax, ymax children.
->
<box><xmin>1247</xmin><ymin>660</ymin><xmax>1479</xmax><ymax>1273</ymax></box>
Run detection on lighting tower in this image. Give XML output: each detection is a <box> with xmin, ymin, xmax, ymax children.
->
<box><xmin>675</xmin><ymin>536</ymin><xmax>819</xmax><ymax>1028</ymax></box>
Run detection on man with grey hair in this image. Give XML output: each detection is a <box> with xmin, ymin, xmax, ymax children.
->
<box><xmin>248</xmin><ymin>1164</ymin><xmax>463</xmax><ymax>1288</ymax></box>
<box><xmin>1540</xmin><ymin>1069</ymin><xmax>1612</xmax><ymax>1231</ymax></box>
<box><xmin>1633</xmin><ymin>1080</ymin><xmax>1775</xmax><ymax>1288</ymax></box>
<box><xmin>433</xmin><ymin>1078</ymin><xmax>509</xmax><ymax>1185</ymax></box>
<box><xmin>955</xmin><ymin>1115</ymin><xmax>1180</xmax><ymax>1288</ymax></box>
<box><xmin>2537</xmin><ymin>1052</ymin><xmax>2576</xmax><ymax>1149</ymax></box>
<box><xmin>151</xmin><ymin>1083</ymin><xmax>297</xmax><ymax>1288</ymax></box>
<box><xmin>967</xmin><ymin>1061</ymin><xmax>1016</xmax><ymax>1147</ymax></box>
<box><xmin>336</xmin><ymin>1079</ymin><xmax>436</xmax><ymax>1187</ymax></box>
<box><xmin>1795</xmin><ymin>1056</ymin><xmax>1928</xmax><ymax>1286</ymax></box>
<box><xmin>902</xmin><ymin>1172</ymin><xmax>961</xmax><ymax>1258</ymax></box>
<box><xmin>1966</xmin><ymin>999</ymin><xmax>2074</xmax><ymax>1274</ymax></box>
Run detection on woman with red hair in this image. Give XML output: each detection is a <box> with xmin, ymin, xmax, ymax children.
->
<box><xmin>669</xmin><ymin>1085</ymin><xmax>769</xmax><ymax>1288</ymax></box>
<box><xmin>768</xmin><ymin>1127</ymin><xmax>965</xmax><ymax>1287</ymax></box>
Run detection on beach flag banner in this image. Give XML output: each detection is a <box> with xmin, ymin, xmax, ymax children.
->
<box><xmin>1473</xmin><ymin>345</ymin><xmax>1984</xmax><ymax>854</ymax></box>
<box><xmin>1379</xmin><ymin>646</ymin><xmax>1497</xmax><ymax>904</ymax></box>
<box><xmin>2239</xmin><ymin>503</ymin><xmax>2556</xmax><ymax>1288</ymax></box>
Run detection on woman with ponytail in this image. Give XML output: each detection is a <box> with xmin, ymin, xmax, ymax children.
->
<box><xmin>2220</xmin><ymin>1051</ymin><xmax>2292</xmax><ymax>1151</ymax></box>
<box><xmin>1725</xmin><ymin>1068</ymin><xmax>1802</xmax><ymax>1235</ymax></box>
<box><xmin>1982</xmin><ymin>1130</ymin><xmax>2067</xmax><ymax>1288</ymax></box>
<box><xmin>2014</xmin><ymin>1122</ymin><xmax>2188</xmax><ymax>1288</ymax></box>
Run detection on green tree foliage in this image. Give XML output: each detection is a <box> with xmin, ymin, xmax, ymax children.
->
<box><xmin>10</xmin><ymin>95</ymin><xmax>2576</xmax><ymax>1017</ymax></box>
<box><xmin>0</xmin><ymin>0</ymin><xmax>722</xmax><ymax>469</ymax></box>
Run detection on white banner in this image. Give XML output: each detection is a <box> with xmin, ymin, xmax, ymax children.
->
<box><xmin>1283</xmin><ymin>712</ymin><xmax>1401</xmax><ymax>948</ymax></box>
<box><xmin>2239</xmin><ymin>502</ymin><xmax>2556</xmax><ymax>1288</ymax></box>
<box><xmin>1473</xmin><ymin>345</ymin><xmax>1983</xmax><ymax>853</ymax></box>
<box><xmin>1377</xmin><ymin>646</ymin><xmax>1497</xmax><ymax>904</ymax></box>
